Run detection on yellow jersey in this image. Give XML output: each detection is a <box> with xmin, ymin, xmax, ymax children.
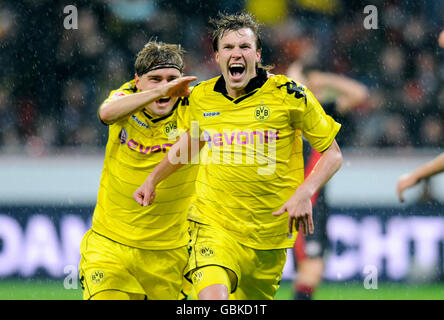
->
<box><xmin>181</xmin><ymin>70</ymin><xmax>341</xmax><ymax>250</ymax></box>
<box><xmin>92</xmin><ymin>80</ymin><xmax>198</xmax><ymax>249</ymax></box>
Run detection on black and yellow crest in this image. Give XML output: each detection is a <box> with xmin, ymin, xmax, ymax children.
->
<box><xmin>254</xmin><ymin>105</ymin><xmax>270</xmax><ymax>121</ymax></box>
<box><xmin>199</xmin><ymin>246</ymin><xmax>214</xmax><ymax>257</ymax></box>
<box><xmin>164</xmin><ymin>120</ymin><xmax>178</xmax><ymax>136</ymax></box>
<box><xmin>90</xmin><ymin>270</ymin><xmax>105</xmax><ymax>284</ymax></box>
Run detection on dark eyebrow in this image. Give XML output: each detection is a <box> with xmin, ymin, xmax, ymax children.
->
<box><xmin>147</xmin><ymin>75</ymin><xmax>162</xmax><ymax>79</ymax></box>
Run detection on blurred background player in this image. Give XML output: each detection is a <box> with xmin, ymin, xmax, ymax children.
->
<box><xmin>287</xmin><ymin>60</ymin><xmax>368</xmax><ymax>300</ymax></box>
<box><xmin>397</xmin><ymin>30</ymin><xmax>444</xmax><ymax>204</ymax></box>
<box><xmin>439</xmin><ymin>29</ymin><xmax>444</xmax><ymax>48</ymax></box>
<box><xmin>397</xmin><ymin>153</ymin><xmax>444</xmax><ymax>203</ymax></box>
<box><xmin>79</xmin><ymin>41</ymin><xmax>198</xmax><ymax>300</ymax></box>
<box><xmin>134</xmin><ymin>12</ymin><xmax>343</xmax><ymax>300</ymax></box>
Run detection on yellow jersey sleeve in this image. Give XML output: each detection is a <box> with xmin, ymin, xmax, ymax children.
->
<box><xmin>102</xmin><ymin>80</ymin><xmax>138</xmax><ymax>105</ymax></box>
<box><xmin>287</xmin><ymin>82</ymin><xmax>341</xmax><ymax>152</ymax></box>
<box><xmin>98</xmin><ymin>80</ymin><xmax>139</xmax><ymax>125</ymax></box>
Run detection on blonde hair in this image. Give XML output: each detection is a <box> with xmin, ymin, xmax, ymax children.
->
<box><xmin>135</xmin><ymin>41</ymin><xmax>185</xmax><ymax>76</ymax></box>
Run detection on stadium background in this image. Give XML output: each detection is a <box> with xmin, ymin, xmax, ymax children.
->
<box><xmin>1</xmin><ymin>0</ymin><xmax>444</xmax><ymax>299</ymax></box>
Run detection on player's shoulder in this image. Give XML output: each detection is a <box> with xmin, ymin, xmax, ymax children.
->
<box><xmin>107</xmin><ymin>79</ymin><xmax>139</xmax><ymax>99</ymax></box>
<box><xmin>269</xmin><ymin>74</ymin><xmax>307</xmax><ymax>92</ymax></box>
<box><xmin>189</xmin><ymin>76</ymin><xmax>220</xmax><ymax>96</ymax></box>
<box><xmin>268</xmin><ymin>74</ymin><xmax>308</xmax><ymax>102</ymax></box>
<box><xmin>116</xmin><ymin>79</ymin><xmax>138</xmax><ymax>94</ymax></box>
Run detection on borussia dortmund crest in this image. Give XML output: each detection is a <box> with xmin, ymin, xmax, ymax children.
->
<box><xmin>199</xmin><ymin>246</ymin><xmax>214</xmax><ymax>257</ymax></box>
<box><xmin>91</xmin><ymin>270</ymin><xmax>105</xmax><ymax>284</ymax></box>
<box><xmin>254</xmin><ymin>105</ymin><xmax>270</xmax><ymax>121</ymax></box>
<box><xmin>164</xmin><ymin>121</ymin><xmax>178</xmax><ymax>136</ymax></box>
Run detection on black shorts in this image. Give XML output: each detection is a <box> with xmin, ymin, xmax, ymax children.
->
<box><xmin>306</xmin><ymin>187</ymin><xmax>329</xmax><ymax>256</ymax></box>
<box><xmin>293</xmin><ymin>142</ymin><xmax>331</xmax><ymax>265</ymax></box>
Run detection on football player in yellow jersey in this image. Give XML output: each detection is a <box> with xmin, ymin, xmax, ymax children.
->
<box><xmin>134</xmin><ymin>12</ymin><xmax>343</xmax><ymax>300</ymax></box>
<box><xmin>78</xmin><ymin>41</ymin><xmax>198</xmax><ymax>300</ymax></box>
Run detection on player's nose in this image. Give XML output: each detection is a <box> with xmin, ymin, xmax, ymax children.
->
<box><xmin>231</xmin><ymin>47</ymin><xmax>242</xmax><ymax>58</ymax></box>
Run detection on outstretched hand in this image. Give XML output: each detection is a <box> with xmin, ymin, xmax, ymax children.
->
<box><xmin>133</xmin><ymin>178</ymin><xmax>157</xmax><ymax>207</ymax></box>
<box><xmin>272</xmin><ymin>192</ymin><xmax>314</xmax><ymax>236</ymax></box>
<box><xmin>396</xmin><ymin>173</ymin><xmax>419</xmax><ymax>203</ymax></box>
<box><xmin>163</xmin><ymin>76</ymin><xmax>197</xmax><ymax>98</ymax></box>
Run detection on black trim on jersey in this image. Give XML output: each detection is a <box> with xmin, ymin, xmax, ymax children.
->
<box><xmin>213</xmin><ymin>67</ymin><xmax>268</xmax><ymax>104</ymax></box>
<box><xmin>277</xmin><ymin>81</ymin><xmax>307</xmax><ymax>104</ymax></box>
<box><xmin>181</xmin><ymin>97</ymin><xmax>189</xmax><ymax>106</ymax></box>
<box><xmin>142</xmin><ymin>97</ymin><xmax>180</xmax><ymax>123</ymax></box>
<box><xmin>232</xmin><ymin>89</ymin><xmax>259</xmax><ymax>104</ymax></box>
<box><xmin>128</xmin><ymin>84</ymin><xmax>138</xmax><ymax>93</ymax></box>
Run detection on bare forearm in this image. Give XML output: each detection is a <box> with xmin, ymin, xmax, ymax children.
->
<box><xmin>411</xmin><ymin>153</ymin><xmax>444</xmax><ymax>181</ymax></box>
<box><xmin>296</xmin><ymin>140</ymin><xmax>343</xmax><ymax>198</ymax></box>
<box><xmin>311</xmin><ymin>72</ymin><xmax>368</xmax><ymax>111</ymax></box>
<box><xmin>99</xmin><ymin>87</ymin><xmax>164</xmax><ymax>124</ymax></box>
<box><xmin>148</xmin><ymin>151</ymin><xmax>185</xmax><ymax>186</ymax></box>
<box><xmin>149</xmin><ymin>131</ymin><xmax>204</xmax><ymax>185</ymax></box>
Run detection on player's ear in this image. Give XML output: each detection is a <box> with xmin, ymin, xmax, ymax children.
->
<box><xmin>256</xmin><ymin>49</ymin><xmax>261</xmax><ymax>64</ymax></box>
<box><xmin>215</xmin><ymin>50</ymin><xmax>220</xmax><ymax>64</ymax></box>
<box><xmin>135</xmin><ymin>73</ymin><xmax>141</xmax><ymax>90</ymax></box>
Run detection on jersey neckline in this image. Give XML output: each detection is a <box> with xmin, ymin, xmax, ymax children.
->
<box><xmin>213</xmin><ymin>68</ymin><xmax>268</xmax><ymax>104</ymax></box>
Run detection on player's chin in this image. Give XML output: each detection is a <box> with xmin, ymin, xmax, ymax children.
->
<box><xmin>227</xmin><ymin>80</ymin><xmax>247</xmax><ymax>93</ymax></box>
<box><xmin>227</xmin><ymin>73</ymin><xmax>246</xmax><ymax>86</ymax></box>
<box><xmin>153</xmin><ymin>99</ymin><xmax>176</xmax><ymax>115</ymax></box>
<box><xmin>152</xmin><ymin>107</ymin><xmax>170</xmax><ymax>117</ymax></box>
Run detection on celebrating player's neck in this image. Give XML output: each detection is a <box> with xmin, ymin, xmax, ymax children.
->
<box><xmin>225</xmin><ymin>69</ymin><xmax>257</xmax><ymax>98</ymax></box>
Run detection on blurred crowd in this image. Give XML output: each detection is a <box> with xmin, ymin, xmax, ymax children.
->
<box><xmin>1</xmin><ymin>0</ymin><xmax>444</xmax><ymax>155</ymax></box>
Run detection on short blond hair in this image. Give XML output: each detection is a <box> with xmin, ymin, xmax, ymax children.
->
<box><xmin>135</xmin><ymin>41</ymin><xmax>185</xmax><ymax>76</ymax></box>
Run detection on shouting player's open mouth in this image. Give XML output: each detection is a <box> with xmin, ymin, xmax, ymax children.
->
<box><xmin>228</xmin><ymin>63</ymin><xmax>246</xmax><ymax>82</ymax></box>
<box><xmin>155</xmin><ymin>97</ymin><xmax>171</xmax><ymax>108</ymax></box>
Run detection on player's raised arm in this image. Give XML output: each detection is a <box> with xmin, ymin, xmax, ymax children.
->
<box><xmin>99</xmin><ymin>76</ymin><xmax>196</xmax><ymax>125</ymax></box>
<box><xmin>397</xmin><ymin>152</ymin><xmax>444</xmax><ymax>202</ymax></box>
<box><xmin>439</xmin><ymin>30</ymin><xmax>444</xmax><ymax>48</ymax></box>
<box><xmin>287</xmin><ymin>61</ymin><xmax>368</xmax><ymax>115</ymax></box>
<box><xmin>133</xmin><ymin>130</ymin><xmax>205</xmax><ymax>206</ymax></box>
<box><xmin>307</xmin><ymin>71</ymin><xmax>368</xmax><ymax>114</ymax></box>
<box><xmin>272</xmin><ymin>140</ymin><xmax>342</xmax><ymax>235</ymax></box>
